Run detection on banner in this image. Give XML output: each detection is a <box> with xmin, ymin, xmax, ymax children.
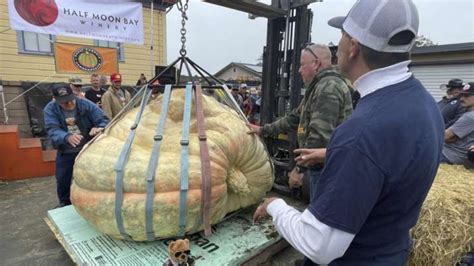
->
<box><xmin>7</xmin><ymin>0</ymin><xmax>144</xmax><ymax>45</ymax></box>
<box><xmin>54</xmin><ymin>43</ymin><xmax>119</xmax><ymax>74</ymax></box>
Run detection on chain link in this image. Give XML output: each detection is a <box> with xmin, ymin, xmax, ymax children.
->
<box><xmin>176</xmin><ymin>0</ymin><xmax>189</xmax><ymax>57</ymax></box>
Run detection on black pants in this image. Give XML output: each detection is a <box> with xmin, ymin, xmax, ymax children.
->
<box><xmin>55</xmin><ymin>152</ymin><xmax>79</xmax><ymax>205</ymax></box>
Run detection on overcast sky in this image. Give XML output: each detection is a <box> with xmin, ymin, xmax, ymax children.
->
<box><xmin>166</xmin><ymin>0</ymin><xmax>474</xmax><ymax>74</ymax></box>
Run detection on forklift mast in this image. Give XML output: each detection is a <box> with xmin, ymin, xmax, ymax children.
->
<box><xmin>260</xmin><ymin>1</ymin><xmax>314</xmax><ymax>190</ymax></box>
<box><xmin>204</xmin><ymin>0</ymin><xmax>316</xmax><ymax>194</ymax></box>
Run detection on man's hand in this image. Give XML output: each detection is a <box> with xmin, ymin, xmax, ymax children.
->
<box><xmin>253</xmin><ymin>197</ymin><xmax>278</xmax><ymax>223</ymax></box>
<box><xmin>288</xmin><ymin>167</ymin><xmax>304</xmax><ymax>188</ymax></box>
<box><xmin>247</xmin><ymin>122</ymin><xmax>262</xmax><ymax>135</ymax></box>
<box><xmin>89</xmin><ymin>127</ymin><xmax>104</xmax><ymax>136</ymax></box>
<box><xmin>67</xmin><ymin>134</ymin><xmax>83</xmax><ymax>147</ymax></box>
<box><xmin>294</xmin><ymin>148</ymin><xmax>326</xmax><ymax>167</ymax></box>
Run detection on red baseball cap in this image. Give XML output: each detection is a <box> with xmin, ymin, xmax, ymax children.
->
<box><xmin>110</xmin><ymin>73</ymin><xmax>122</xmax><ymax>82</ymax></box>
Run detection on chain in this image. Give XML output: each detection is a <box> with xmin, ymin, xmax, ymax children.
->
<box><xmin>176</xmin><ymin>0</ymin><xmax>189</xmax><ymax>57</ymax></box>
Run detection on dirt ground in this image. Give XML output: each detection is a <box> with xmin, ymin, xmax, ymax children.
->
<box><xmin>0</xmin><ymin>176</ymin><xmax>303</xmax><ymax>266</ymax></box>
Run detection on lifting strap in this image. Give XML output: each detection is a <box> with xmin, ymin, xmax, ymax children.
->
<box><xmin>194</xmin><ymin>85</ymin><xmax>212</xmax><ymax>236</ymax></box>
<box><xmin>144</xmin><ymin>85</ymin><xmax>172</xmax><ymax>241</ymax></box>
<box><xmin>114</xmin><ymin>88</ymin><xmax>152</xmax><ymax>240</ymax></box>
<box><xmin>178</xmin><ymin>83</ymin><xmax>193</xmax><ymax>236</ymax></box>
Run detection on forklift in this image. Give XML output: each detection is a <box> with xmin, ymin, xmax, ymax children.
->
<box><xmin>203</xmin><ymin>0</ymin><xmax>318</xmax><ymax>200</ymax></box>
<box><xmin>149</xmin><ymin>0</ymin><xmax>318</xmax><ymax>200</ymax></box>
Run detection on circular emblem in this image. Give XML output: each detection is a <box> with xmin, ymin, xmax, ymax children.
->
<box><xmin>72</xmin><ymin>48</ymin><xmax>103</xmax><ymax>72</ymax></box>
<box><xmin>14</xmin><ymin>0</ymin><xmax>59</xmax><ymax>27</ymax></box>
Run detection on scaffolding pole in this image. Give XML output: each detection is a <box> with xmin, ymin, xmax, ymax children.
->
<box><xmin>150</xmin><ymin>0</ymin><xmax>155</xmax><ymax>78</ymax></box>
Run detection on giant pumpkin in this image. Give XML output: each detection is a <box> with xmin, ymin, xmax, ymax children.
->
<box><xmin>71</xmin><ymin>89</ymin><xmax>273</xmax><ymax>241</ymax></box>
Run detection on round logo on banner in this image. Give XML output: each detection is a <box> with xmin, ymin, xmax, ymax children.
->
<box><xmin>14</xmin><ymin>0</ymin><xmax>59</xmax><ymax>27</ymax></box>
<box><xmin>72</xmin><ymin>48</ymin><xmax>104</xmax><ymax>72</ymax></box>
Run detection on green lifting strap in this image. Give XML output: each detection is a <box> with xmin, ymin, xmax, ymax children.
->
<box><xmin>144</xmin><ymin>85</ymin><xmax>173</xmax><ymax>241</ymax></box>
<box><xmin>114</xmin><ymin>88</ymin><xmax>152</xmax><ymax>240</ymax></box>
<box><xmin>178</xmin><ymin>83</ymin><xmax>193</xmax><ymax>236</ymax></box>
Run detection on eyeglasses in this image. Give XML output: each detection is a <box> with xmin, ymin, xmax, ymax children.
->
<box><xmin>174</xmin><ymin>250</ymin><xmax>190</xmax><ymax>258</ymax></box>
<box><xmin>303</xmin><ymin>43</ymin><xmax>319</xmax><ymax>62</ymax></box>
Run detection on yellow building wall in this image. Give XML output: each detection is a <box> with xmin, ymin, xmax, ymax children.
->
<box><xmin>0</xmin><ymin>2</ymin><xmax>167</xmax><ymax>86</ymax></box>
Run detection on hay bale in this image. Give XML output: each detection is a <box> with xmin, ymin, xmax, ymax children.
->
<box><xmin>409</xmin><ymin>164</ymin><xmax>474</xmax><ymax>266</ymax></box>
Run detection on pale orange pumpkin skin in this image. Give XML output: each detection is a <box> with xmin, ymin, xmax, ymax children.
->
<box><xmin>71</xmin><ymin>90</ymin><xmax>273</xmax><ymax>241</ymax></box>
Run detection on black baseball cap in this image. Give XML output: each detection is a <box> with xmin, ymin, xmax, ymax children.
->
<box><xmin>52</xmin><ymin>85</ymin><xmax>75</xmax><ymax>103</ymax></box>
<box><xmin>447</xmin><ymin>79</ymin><xmax>463</xmax><ymax>88</ymax></box>
<box><xmin>459</xmin><ymin>82</ymin><xmax>474</xmax><ymax>96</ymax></box>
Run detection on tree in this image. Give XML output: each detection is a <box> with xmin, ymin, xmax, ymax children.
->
<box><xmin>414</xmin><ymin>35</ymin><xmax>437</xmax><ymax>47</ymax></box>
<box><xmin>256</xmin><ymin>54</ymin><xmax>263</xmax><ymax>66</ymax></box>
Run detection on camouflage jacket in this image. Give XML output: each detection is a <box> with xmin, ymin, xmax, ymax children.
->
<box><xmin>262</xmin><ymin>66</ymin><xmax>353</xmax><ymax>149</ymax></box>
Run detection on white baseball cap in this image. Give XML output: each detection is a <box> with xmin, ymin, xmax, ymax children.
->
<box><xmin>328</xmin><ymin>0</ymin><xmax>419</xmax><ymax>53</ymax></box>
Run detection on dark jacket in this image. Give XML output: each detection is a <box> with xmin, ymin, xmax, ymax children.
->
<box><xmin>44</xmin><ymin>98</ymin><xmax>109</xmax><ymax>151</ymax></box>
<box><xmin>437</xmin><ymin>96</ymin><xmax>466</xmax><ymax>128</ymax></box>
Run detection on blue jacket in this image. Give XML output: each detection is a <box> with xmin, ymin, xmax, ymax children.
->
<box><xmin>43</xmin><ymin>98</ymin><xmax>109</xmax><ymax>151</ymax></box>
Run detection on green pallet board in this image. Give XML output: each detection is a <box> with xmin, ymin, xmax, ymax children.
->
<box><xmin>47</xmin><ymin>205</ymin><xmax>281</xmax><ymax>265</ymax></box>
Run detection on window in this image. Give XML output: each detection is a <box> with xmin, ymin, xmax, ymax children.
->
<box><xmin>17</xmin><ymin>31</ymin><xmax>54</xmax><ymax>55</ymax></box>
<box><xmin>95</xmin><ymin>40</ymin><xmax>124</xmax><ymax>61</ymax></box>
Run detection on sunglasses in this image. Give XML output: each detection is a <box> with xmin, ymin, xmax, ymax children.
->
<box><xmin>304</xmin><ymin>42</ymin><xmax>319</xmax><ymax>61</ymax></box>
<box><xmin>175</xmin><ymin>250</ymin><xmax>190</xmax><ymax>258</ymax></box>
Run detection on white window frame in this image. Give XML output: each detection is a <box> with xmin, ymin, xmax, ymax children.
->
<box><xmin>16</xmin><ymin>31</ymin><xmax>55</xmax><ymax>55</ymax></box>
<box><xmin>94</xmin><ymin>40</ymin><xmax>125</xmax><ymax>62</ymax></box>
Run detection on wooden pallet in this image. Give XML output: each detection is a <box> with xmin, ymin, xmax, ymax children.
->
<box><xmin>45</xmin><ymin>205</ymin><xmax>287</xmax><ymax>265</ymax></box>
<box><xmin>0</xmin><ymin>124</ymin><xmax>55</xmax><ymax>180</ymax></box>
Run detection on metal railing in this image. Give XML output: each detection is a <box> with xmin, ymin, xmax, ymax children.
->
<box><xmin>0</xmin><ymin>74</ymin><xmax>56</xmax><ymax>124</ymax></box>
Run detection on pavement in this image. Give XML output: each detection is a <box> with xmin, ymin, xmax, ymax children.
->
<box><xmin>0</xmin><ymin>176</ymin><xmax>303</xmax><ymax>266</ymax></box>
<box><xmin>0</xmin><ymin>176</ymin><xmax>73</xmax><ymax>266</ymax></box>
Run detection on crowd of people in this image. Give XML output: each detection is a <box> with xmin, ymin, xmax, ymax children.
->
<box><xmin>230</xmin><ymin>84</ymin><xmax>262</xmax><ymax>124</ymax></box>
<box><xmin>438</xmin><ymin>79</ymin><xmax>474</xmax><ymax>168</ymax></box>
<box><xmin>63</xmin><ymin>73</ymin><xmax>135</xmax><ymax>119</ymax></box>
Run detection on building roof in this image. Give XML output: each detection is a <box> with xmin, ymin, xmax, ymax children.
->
<box><xmin>214</xmin><ymin>62</ymin><xmax>262</xmax><ymax>78</ymax></box>
<box><xmin>411</xmin><ymin>42</ymin><xmax>474</xmax><ymax>54</ymax></box>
